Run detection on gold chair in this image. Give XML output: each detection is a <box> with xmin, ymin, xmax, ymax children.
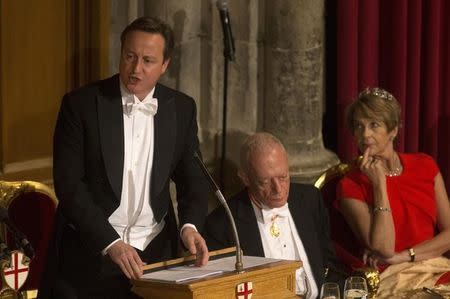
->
<box><xmin>315</xmin><ymin>162</ymin><xmax>380</xmax><ymax>297</ymax></box>
<box><xmin>314</xmin><ymin>162</ymin><xmax>351</xmax><ymax>189</ymax></box>
<box><xmin>0</xmin><ymin>181</ymin><xmax>58</xmax><ymax>299</ymax></box>
<box><xmin>315</xmin><ymin>162</ymin><xmax>370</xmax><ymax>267</ymax></box>
<box><xmin>315</xmin><ymin>162</ymin><xmax>364</xmax><ymax>270</ymax></box>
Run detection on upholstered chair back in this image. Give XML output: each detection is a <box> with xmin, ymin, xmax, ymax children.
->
<box><xmin>0</xmin><ymin>181</ymin><xmax>57</xmax><ymax>298</ymax></box>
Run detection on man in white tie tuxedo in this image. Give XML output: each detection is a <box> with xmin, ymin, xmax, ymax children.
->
<box><xmin>40</xmin><ymin>16</ymin><xmax>210</xmax><ymax>298</ymax></box>
<box><xmin>205</xmin><ymin>132</ymin><xmax>343</xmax><ymax>298</ymax></box>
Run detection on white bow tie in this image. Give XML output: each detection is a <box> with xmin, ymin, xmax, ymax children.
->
<box><xmin>261</xmin><ymin>204</ymin><xmax>290</xmax><ymax>224</ymax></box>
<box><xmin>125</xmin><ymin>98</ymin><xmax>158</xmax><ymax>116</ymax></box>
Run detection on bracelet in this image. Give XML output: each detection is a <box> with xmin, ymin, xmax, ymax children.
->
<box><xmin>408</xmin><ymin>247</ymin><xmax>416</xmax><ymax>262</ymax></box>
<box><xmin>373</xmin><ymin>206</ymin><xmax>392</xmax><ymax>212</ymax></box>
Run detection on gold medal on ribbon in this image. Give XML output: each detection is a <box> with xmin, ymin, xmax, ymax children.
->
<box><xmin>270</xmin><ymin>215</ymin><xmax>280</xmax><ymax>237</ymax></box>
<box><xmin>270</xmin><ymin>223</ymin><xmax>280</xmax><ymax>237</ymax></box>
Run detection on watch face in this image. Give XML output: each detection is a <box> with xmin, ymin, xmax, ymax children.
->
<box><xmin>408</xmin><ymin>248</ymin><xmax>415</xmax><ymax>261</ymax></box>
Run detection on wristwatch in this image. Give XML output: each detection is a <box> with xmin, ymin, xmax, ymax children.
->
<box><xmin>408</xmin><ymin>248</ymin><xmax>416</xmax><ymax>262</ymax></box>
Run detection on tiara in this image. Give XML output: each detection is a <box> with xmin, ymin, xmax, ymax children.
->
<box><xmin>359</xmin><ymin>87</ymin><xmax>394</xmax><ymax>101</ymax></box>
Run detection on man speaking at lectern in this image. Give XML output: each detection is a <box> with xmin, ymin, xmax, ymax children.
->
<box><xmin>40</xmin><ymin>16</ymin><xmax>209</xmax><ymax>298</ymax></box>
<box><xmin>205</xmin><ymin>132</ymin><xmax>341</xmax><ymax>298</ymax></box>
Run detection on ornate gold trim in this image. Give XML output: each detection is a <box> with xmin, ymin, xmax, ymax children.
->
<box><xmin>314</xmin><ymin>163</ymin><xmax>351</xmax><ymax>189</ymax></box>
<box><xmin>0</xmin><ymin>181</ymin><xmax>57</xmax><ymax>208</ymax></box>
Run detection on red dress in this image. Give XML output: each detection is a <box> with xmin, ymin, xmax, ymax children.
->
<box><xmin>337</xmin><ymin>153</ymin><xmax>439</xmax><ymax>254</ymax></box>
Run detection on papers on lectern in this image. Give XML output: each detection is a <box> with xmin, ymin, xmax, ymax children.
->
<box><xmin>141</xmin><ymin>255</ymin><xmax>281</xmax><ymax>283</ymax></box>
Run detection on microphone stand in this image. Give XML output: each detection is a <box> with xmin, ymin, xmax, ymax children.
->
<box><xmin>0</xmin><ymin>206</ymin><xmax>35</xmax><ymax>260</ymax></box>
<box><xmin>220</xmin><ymin>57</ymin><xmax>229</xmax><ymax>190</ymax></box>
<box><xmin>216</xmin><ymin>1</ymin><xmax>235</xmax><ymax>190</ymax></box>
<box><xmin>193</xmin><ymin>152</ymin><xmax>244</xmax><ymax>273</ymax></box>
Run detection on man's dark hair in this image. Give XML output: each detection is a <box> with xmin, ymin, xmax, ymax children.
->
<box><xmin>120</xmin><ymin>16</ymin><xmax>175</xmax><ymax>62</ymax></box>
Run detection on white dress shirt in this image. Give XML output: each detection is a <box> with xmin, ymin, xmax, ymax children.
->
<box><xmin>107</xmin><ymin>83</ymin><xmax>164</xmax><ymax>251</ymax></box>
<box><xmin>251</xmin><ymin>202</ymin><xmax>319</xmax><ymax>299</ymax></box>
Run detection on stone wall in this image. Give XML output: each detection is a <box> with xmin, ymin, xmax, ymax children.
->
<box><xmin>109</xmin><ymin>0</ymin><xmax>338</xmax><ymax>195</ymax></box>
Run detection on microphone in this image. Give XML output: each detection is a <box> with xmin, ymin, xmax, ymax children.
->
<box><xmin>215</xmin><ymin>0</ymin><xmax>236</xmax><ymax>61</ymax></box>
<box><xmin>0</xmin><ymin>206</ymin><xmax>35</xmax><ymax>259</ymax></box>
<box><xmin>193</xmin><ymin>151</ymin><xmax>244</xmax><ymax>273</ymax></box>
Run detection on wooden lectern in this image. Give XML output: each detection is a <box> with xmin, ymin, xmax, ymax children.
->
<box><xmin>131</xmin><ymin>248</ymin><xmax>302</xmax><ymax>299</ymax></box>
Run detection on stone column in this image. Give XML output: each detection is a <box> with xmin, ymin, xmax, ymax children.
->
<box><xmin>264</xmin><ymin>0</ymin><xmax>339</xmax><ymax>183</ymax></box>
<box><xmin>142</xmin><ymin>1</ymin><xmax>214</xmax><ymax>147</ymax></box>
<box><xmin>208</xmin><ymin>0</ymin><xmax>265</xmax><ymax>195</ymax></box>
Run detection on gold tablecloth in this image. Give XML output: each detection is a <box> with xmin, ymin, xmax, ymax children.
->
<box><xmin>376</xmin><ymin>257</ymin><xmax>450</xmax><ymax>298</ymax></box>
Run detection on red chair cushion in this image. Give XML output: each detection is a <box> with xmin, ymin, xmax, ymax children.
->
<box><xmin>5</xmin><ymin>192</ymin><xmax>56</xmax><ymax>291</ymax></box>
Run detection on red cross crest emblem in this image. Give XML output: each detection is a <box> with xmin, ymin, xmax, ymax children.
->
<box><xmin>236</xmin><ymin>281</ymin><xmax>253</xmax><ymax>299</ymax></box>
<box><xmin>2</xmin><ymin>251</ymin><xmax>30</xmax><ymax>291</ymax></box>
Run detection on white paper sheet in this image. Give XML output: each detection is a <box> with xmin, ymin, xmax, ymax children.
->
<box><xmin>141</xmin><ymin>255</ymin><xmax>281</xmax><ymax>283</ymax></box>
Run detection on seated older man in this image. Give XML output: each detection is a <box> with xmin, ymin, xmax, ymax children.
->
<box><xmin>204</xmin><ymin>132</ymin><xmax>343</xmax><ymax>298</ymax></box>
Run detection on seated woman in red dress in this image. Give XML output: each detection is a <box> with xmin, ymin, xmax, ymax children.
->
<box><xmin>336</xmin><ymin>87</ymin><xmax>450</xmax><ymax>297</ymax></box>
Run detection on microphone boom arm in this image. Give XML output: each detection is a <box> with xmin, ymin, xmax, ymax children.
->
<box><xmin>193</xmin><ymin>152</ymin><xmax>244</xmax><ymax>273</ymax></box>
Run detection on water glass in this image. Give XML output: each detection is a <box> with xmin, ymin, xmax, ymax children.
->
<box><xmin>344</xmin><ymin>276</ymin><xmax>368</xmax><ymax>299</ymax></box>
<box><xmin>320</xmin><ymin>282</ymin><xmax>340</xmax><ymax>299</ymax></box>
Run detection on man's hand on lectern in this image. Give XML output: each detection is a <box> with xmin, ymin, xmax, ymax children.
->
<box><xmin>181</xmin><ymin>227</ymin><xmax>209</xmax><ymax>266</ymax></box>
<box><xmin>107</xmin><ymin>240</ymin><xmax>145</xmax><ymax>280</ymax></box>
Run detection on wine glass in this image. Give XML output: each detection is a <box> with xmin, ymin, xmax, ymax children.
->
<box><xmin>320</xmin><ymin>282</ymin><xmax>340</xmax><ymax>299</ymax></box>
<box><xmin>344</xmin><ymin>276</ymin><xmax>368</xmax><ymax>299</ymax></box>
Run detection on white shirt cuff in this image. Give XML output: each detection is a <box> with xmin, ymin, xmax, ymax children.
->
<box><xmin>180</xmin><ymin>223</ymin><xmax>197</xmax><ymax>238</ymax></box>
<box><xmin>102</xmin><ymin>238</ymin><xmax>121</xmax><ymax>256</ymax></box>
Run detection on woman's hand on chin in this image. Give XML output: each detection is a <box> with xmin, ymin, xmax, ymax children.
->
<box><xmin>359</xmin><ymin>148</ymin><xmax>386</xmax><ymax>186</ymax></box>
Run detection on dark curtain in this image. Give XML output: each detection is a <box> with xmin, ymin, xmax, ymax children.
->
<box><xmin>332</xmin><ymin>0</ymin><xmax>450</xmax><ymax>189</ymax></box>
